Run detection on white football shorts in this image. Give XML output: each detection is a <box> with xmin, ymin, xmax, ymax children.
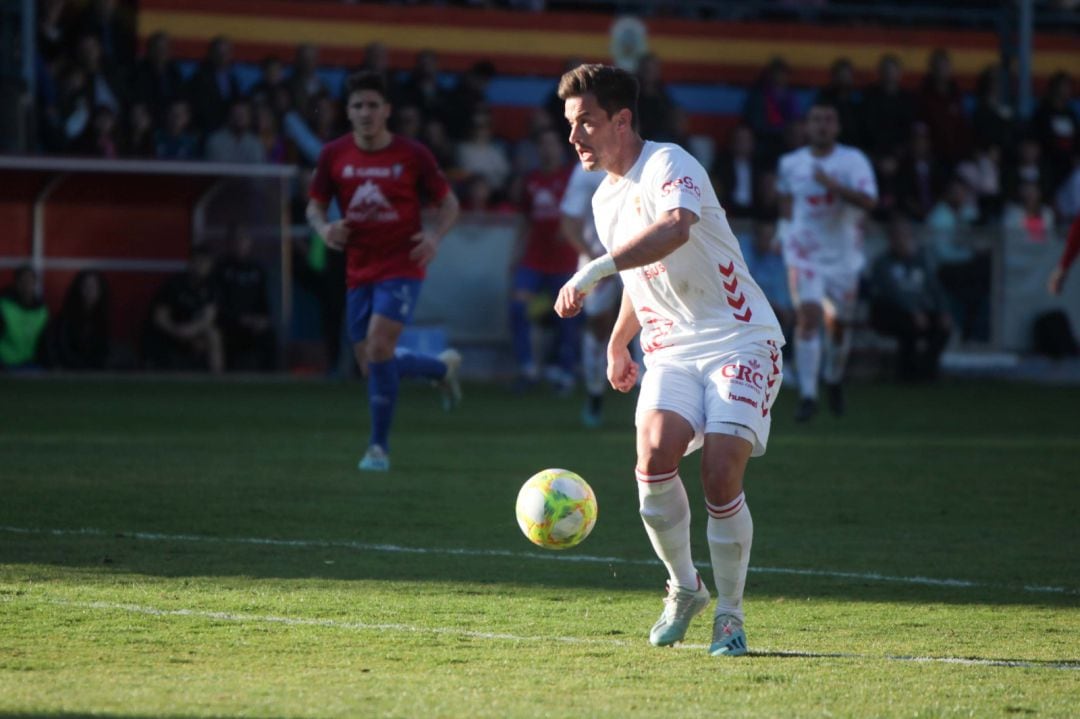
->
<box><xmin>635</xmin><ymin>339</ymin><xmax>783</xmax><ymax>457</ymax></box>
<box><xmin>787</xmin><ymin>265</ymin><xmax>860</xmax><ymax>322</ymax></box>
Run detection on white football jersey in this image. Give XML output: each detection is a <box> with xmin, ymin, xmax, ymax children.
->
<box><xmin>592</xmin><ymin>141</ymin><xmax>783</xmax><ymax>360</ymax></box>
<box><xmin>560</xmin><ymin>163</ymin><xmax>606</xmax><ymax>257</ymax></box>
<box><xmin>777</xmin><ymin>144</ymin><xmax>877</xmax><ymax>274</ymax></box>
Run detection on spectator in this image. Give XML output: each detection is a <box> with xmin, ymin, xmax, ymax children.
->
<box><xmin>457</xmin><ymin>110</ymin><xmax>511</xmax><ymax>197</ymax></box>
<box><xmin>68</xmin><ymin>0</ymin><xmax>135</xmax><ymax>69</ymax></box>
<box><xmin>817</xmin><ymin>57</ymin><xmax>862</xmax><ymax>148</ymax></box>
<box><xmin>205</xmin><ymin>99</ymin><xmax>266</xmax><ymax>164</ymax></box>
<box><xmin>444</xmin><ymin>60</ymin><xmax>496</xmax><ymax>140</ymax></box>
<box><xmin>50</xmin><ymin>270</ymin><xmax>110</xmax><ymax>370</ymax></box>
<box><xmin>0</xmin><ymin>267</ymin><xmax>49</xmax><ymax>371</ymax></box>
<box><xmin>1029</xmin><ymin>71</ymin><xmax>1078</xmax><ymax>190</ymax></box>
<box><xmin>861</xmin><ymin>54</ymin><xmax>914</xmax><ymax>158</ymax></box>
<box><xmin>215</xmin><ymin>226</ymin><xmax>275</xmax><ymax>371</ymax></box>
<box><xmin>71</xmin><ymin>104</ymin><xmax>120</xmax><ymax>158</ymax></box>
<box><xmin>36</xmin><ymin>0</ymin><xmax>67</xmax><ymax>66</ymax></box>
<box><xmin>142</xmin><ymin>245</ymin><xmax>224</xmax><ymax>373</ymax></box>
<box><xmin>155</xmin><ymin>99</ymin><xmax>199</xmax><ymax>160</ymax></box>
<box><xmin>288</xmin><ymin>43</ymin><xmax>327</xmax><ymax>115</ymax></box>
<box><xmin>956</xmin><ymin>143</ymin><xmax>1004</xmax><ymax>221</ymax></box>
<box><xmin>131</xmin><ymin>31</ymin><xmax>183</xmax><ymax>127</ymax></box>
<box><xmin>421</xmin><ymin>117</ymin><xmax>458</xmax><ymax>175</ymax></box>
<box><xmin>249</xmin><ymin>55</ymin><xmax>288</xmax><ymax>108</ymax></box>
<box><xmin>971</xmin><ymin>65</ymin><xmax>1016</xmax><ymax>155</ymax></box>
<box><xmin>459</xmin><ymin>173</ymin><xmax>515</xmax><ymax>214</ymax></box>
<box><xmin>392</xmin><ymin>103</ymin><xmax>424</xmax><ymax>142</ymax></box>
<box><xmin>359</xmin><ymin>41</ymin><xmax>390</xmax><ymax>81</ymax></box>
<box><xmin>1004</xmin><ymin>136</ymin><xmax>1053</xmax><ymax>204</ymax></box>
<box><xmin>872</xmin><ymin>152</ymin><xmax>903</xmax><ymax>221</ymax></box>
<box><xmin>713</xmin><ymin>125</ymin><xmax>762</xmax><ymax>220</ymax></box>
<box><xmin>926</xmin><ymin>176</ymin><xmax>990</xmax><ymax>341</ymax></box>
<box><xmin>394</xmin><ymin>49</ymin><xmax>446</xmax><ymax>122</ymax></box>
<box><xmin>511</xmin><ymin>109</ymin><xmax>556</xmax><ymax>177</ymax></box>
<box><xmin>74</xmin><ymin>33</ymin><xmax>123</xmax><ymax>115</ymax></box>
<box><xmin>869</xmin><ymin>216</ymin><xmax>952</xmax><ymax>381</ymax></box>
<box><xmin>635</xmin><ymin>53</ymin><xmax>679</xmax><ymax>142</ymax></box>
<box><xmin>897</xmin><ymin>123</ymin><xmax>946</xmax><ymax>222</ymax></box>
<box><xmin>187</xmin><ymin>36</ymin><xmax>240</xmax><ymax>134</ymax></box>
<box><xmin>743</xmin><ymin>57</ymin><xmax>800</xmax><ymax>164</ymax></box>
<box><xmin>917</xmin><ymin>49</ymin><xmax>969</xmax><ymax>167</ymax></box>
<box><xmin>254</xmin><ymin>103</ymin><xmax>288</xmax><ymax>163</ymax></box>
<box><xmin>56</xmin><ymin>65</ymin><xmax>93</xmax><ymax>149</ymax></box>
<box><xmin>123</xmin><ymin>102</ymin><xmax>156</xmax><ymax>158</ymax></box>
<box><xmin>1004</xmin><ymin>182</ymin><xmax>1055</xmax><ymax>244</ymax></box>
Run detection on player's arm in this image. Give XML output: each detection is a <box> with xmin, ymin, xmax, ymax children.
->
<box><xmin>305</xmin><ymin>199</ymin><xmax>350</xmax><ymax>252</ymax></box>
<box><xmin>410</xmin><ymin>190</ymin><xmax>460</xmax><ymax>267</ymax></box>
<box><xmin>554</xmin><ymin>208</ymin><xmax>695</xmax><ymax>318</ymax></box>
<box><xmin>606</xmin><ymin>288</ymin><xmax>641</xmax><ymax>393</ymax></box>
<box><xmin>812</xmin><ymin>165</ymin><xmax>876</xmax><ymax>211</ymax></box>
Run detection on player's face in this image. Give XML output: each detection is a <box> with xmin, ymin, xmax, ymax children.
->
<box><xmin>806</xmin><ymin>106</ymin><xmax>839</xmax><ymax>148</ymax></box>
<box><xmin>565</xmin><ymin>93</ymin><xmax>620</xmax><ymax>172</ymax></box>
<box><xmin>347</xmin><ymin>90</ymin><xmax>391</xmax><ymax>139</ymax></box>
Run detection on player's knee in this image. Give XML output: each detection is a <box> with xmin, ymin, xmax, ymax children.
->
<box><xmin>701</xmin><ymin>459</ymin><xmax>744</xmax><ymax>505</ymax></box>
<box><xmin>364</xmin><ymin>337</ymin><xmax>395</xmax><ymax>362</ymax></box>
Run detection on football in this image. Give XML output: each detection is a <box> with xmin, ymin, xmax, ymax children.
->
<box><xmin>515</xmin><ymin>469</ymin><xmax>598</xmax><ymax>550</ymax></box>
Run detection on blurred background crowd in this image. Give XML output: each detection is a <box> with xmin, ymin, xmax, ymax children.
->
<box><xmin>1</xmin><ymin>0</ymin><xmax>1078</xmax><ymax>380</ymax></box>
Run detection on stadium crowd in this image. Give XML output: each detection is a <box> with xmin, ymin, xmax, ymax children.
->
<box><xmin>5</xmin><ymin>0</ymin><xmax>1079</xmax><ymax>378</ymax></box>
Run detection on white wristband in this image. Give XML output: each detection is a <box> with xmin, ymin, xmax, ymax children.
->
<box><xmin>570</xmin><ymin>254</ymin><xmax>617</xmax><ymax>294</ymax></box>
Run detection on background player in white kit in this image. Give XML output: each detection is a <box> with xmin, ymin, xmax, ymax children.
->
<box><xmin>553</xmin><ymin>64</ymin><xmax>785</xmax><ymax>656</ymax></box>
<box><xmin>559</xmin><ymin>163</ymin><xmax>615</xmax><ymax>428</ymax></box>
<box><xmin>777</xmin><ymin>100</ymin><xmax>877</xmax><ymax>422</ymax></box>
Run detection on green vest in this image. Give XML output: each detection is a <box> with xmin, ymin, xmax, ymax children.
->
<box><xmin>0</xmin><ymin>297</ymin><xmax>48</xmax><ymax>366</ymax></box>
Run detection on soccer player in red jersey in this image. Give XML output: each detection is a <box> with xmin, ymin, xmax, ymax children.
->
<box><xmin>306</xmin><ymin>71</ymin><xmax>461</xmax><ymax>472</ymax></box>
<box><xmin>509</xmin><ymin>127</ymin><xmax>581</xmax><ymax>392</ymax></box>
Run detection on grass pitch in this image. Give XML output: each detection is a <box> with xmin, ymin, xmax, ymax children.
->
<box><xmin>1</xmin><ymin>375</ymin><xmax>1078</xmax><ymax>718</ymax></box>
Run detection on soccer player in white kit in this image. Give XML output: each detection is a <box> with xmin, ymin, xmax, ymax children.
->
<box><xmin>554</xmin><ymin>64</ymin><xmax>784</xmax><ymax>656</ymax></box>
<box><xmin>776</xmin><ymin>100</ymin><xmax>877</xmax><ymax>422</ymax></box>
<box><xmin>559</xmin><ymin>163</ymin><xmax>616</xmax><ymax>428</ymax></box>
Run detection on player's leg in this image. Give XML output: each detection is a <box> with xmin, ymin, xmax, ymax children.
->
<box><xmin>509</xmin><ymin>266</ymin><xmax>542</xmax><ymax>388</ymax></box>
<box><xmin>382</xmin><ymin>279</ymin><xmax>462</xmax><ymax>409</ymax></box>
<box><xmin>821</xmin><ymin>276</ymin><xmax>857</xmax><ymax>416</ymax></box>
<box><xmin>791</xmin><ymin>273</ymin><xmax>824</xmax><ymax>422</ymax></box>
<box><xmin>700</xmin><ymin>342</ymin><xmax>782</xmax><ymax>657</ymax></box>
<box><xmin>581</xmin><ymin>278</ymin><xmax>618</xmax><ymax>428</ymax></box>
<box><xmin>635</xmin><ymin>364</ymin><xmax>710</xmax><ymax>646</ymax></box>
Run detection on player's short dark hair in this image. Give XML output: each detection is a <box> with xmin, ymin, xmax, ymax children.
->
<box><xmin>345</xmin><ymin>71</ymin><xmax>389</xmax><ymax>102</ymax></box>
<box><xmin>808</xmin><ymin>97</ymin><xmax>840</xmax><ymax>116</ymax></box>
<box><xmin>557</xmin><ymin>63</ymin><xmax>638</xmax><ymax>128</ymax></box>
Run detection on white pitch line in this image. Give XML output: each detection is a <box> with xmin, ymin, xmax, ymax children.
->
<box><xmin>2</xmin><ymin>525</ymin><xmax>1077</xmax><ymax>596</ymax></box>
<box><xmin>13</xmin><ymin>596</ymin><xmax>1080</xmax><ymax>672</ymax></box>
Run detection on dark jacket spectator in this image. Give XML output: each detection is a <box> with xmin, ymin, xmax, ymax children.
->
<box><xmin>971</xmin><ymin>66</ymin><xmax>1016</xmax><ymax>155</ymax></box>
<box><xmin>68</xmin><ymin>0</ymin><xmax>136</xmax><ymax>70</ymax></box>
<box><xmin>713</xmin><ymin>125</ymin><xmax>764</xmax><ymax>220</ymax></box>
<box><xmin>186</xmin><ymin>36</ymin><xmax>241</xmax><ymax>134</ymax></box>
<box><xmin>50</xmin><ymin>270</ymin><xmax>110</xmax><ymax>370</ymax></box>
<box><xmin>1029</xmin><ymin>72</ymin><xmax>1079</xmax><ymax>190</ymax></box>
<box><xmin>916</xmin><ymin>49</ymin><xmax>969</xmax><ymax>167</ymax></box>
<box><xmin>71</xmin><ymin>104</ymin><xmax>120</xmax><ymax>158</ymax></box>
<box><xmin>636</xmin><ymin>53</ymin><xmax>679</xmax><ymax>142</ymax></box>
<box><xmin>869</xmin><ymin>216</ymin><xmax>952</xmax><ymax>381</ymax></box>
<box><xmin>155</xmin><ymin>100</ymin><xmax>199</xmax><ymax>160</ymax></box>
<box><xmin>743</xmin><ymin>57</ymin><xmax>800</xmax><ymax>165</ymax></box>
<box><xmin>123</xmin><ymin>102</ymin><xmax>156</xmax><ymax>158</ymax></box>
<box><xmin>287</xmin><ymin>44</ymin><xmax>328</xmax><ymax>115</ymax></box>
<box><xmin>816</xmin><ymin>57</ymin><xmax>862</xmax><ymax>148</ymax></box>
<box><xmin>215</xmin><ymin>227</ymin><xmax>275</xmax><ymax>371</ymax></box>
<box><xmin>394</xmin><ymin>49</ymin><xmax>448</xmax><ymax>124</ymax></box>
<box><xmin>443</xmin><ymin>60</ymin><xmax>496</xmax><ymax>141</ymax></box>
<box><xmin>896</xmin><ymin>123</ymin><xmax>947</xmax><ymax>222</ymax></box>
<box><xmin>861</xmin><ymin>55</ymin><xmax>914</xmax><ymax>158</ymax></box>
<box><xmin>131</xmin><ymin>31</ymin><xmax>184</xmax><ymax>127</ymax></box>
<box><xmin>205</xmin><ymin>100</ymin><xmax>266</xmax><ymax>164</ymax></box>
<box><xmin>142</xmin><ymin>247</ymin><xmax>224</xmax><ymax>373</ymax></box>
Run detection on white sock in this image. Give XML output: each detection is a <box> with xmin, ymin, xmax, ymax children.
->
<box><xmin>795</xmin><ymin>334</ymin><xmax>821</xmax><ymax>399</ymax></box>
<box><xmin>706</xmin><ymin>493</ymin><xmax>753</xmax><ymax>622</ymax></box>
<box><xmin>823</xmin><ymin>331</ymin><xmax>852</xmax><ymax>385</ymax></box>
<box><xmin>582</xmin><ymin>331</ymin><xmax>607</xmax><ymax>397</ymax></box>
<box><xmin>636</xmin><ymin>468</ymin><xmax>697</xmax><ymax>590</ymax></box>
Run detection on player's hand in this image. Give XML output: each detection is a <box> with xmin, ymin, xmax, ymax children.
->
<box><xmin>554</xmin><ymin>281</ymin><xmax>585</xmax><ymax>318</ymax></box>
<box><xmin>607</xmin><ymin>345</ymin><xmax>639</xmax><ymax>393</ymax></box>
<box><xmin>408</xmin><ymin>231</ymin><xmax>439</xmax><ymax>267</ymax></box>
<box><xmin>1048</xmin><ymin>266</ymin><xmax>1066</xmax><ymax>295</ymax></box>
<box><xmin>324</xmin><ymin>220</ymin><xmax>350</xmax><ymax>251</ymax></box>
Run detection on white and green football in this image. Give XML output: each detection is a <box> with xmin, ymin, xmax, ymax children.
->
<box><xmin>515</xmin><ymin>469</ymin><xmax>598</xmax><ymax>550</ymax></box>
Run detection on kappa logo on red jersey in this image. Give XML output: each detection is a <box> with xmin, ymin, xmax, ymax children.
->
<box><xmin>660</xmin><ymin>175</ymin><xmax>702</xmax><ymax>199</ymax></box>
<box><xmin>346</xmin><ymin>180</ymin><xmax>400</xmax><ymax>223</ymax></box>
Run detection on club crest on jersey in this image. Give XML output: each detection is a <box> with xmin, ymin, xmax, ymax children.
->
<box><xmin>660</xmin><ymin>175</ymin><xmax>702</xmax><ymax>199</ymax></box>
<box><xmin>633</xmin><ymin>194</ymin><xmax>642</xmax><ymax>216</ymax></box>
<box><xmin>343</xmin><ymin>165</ymin><xmax>356</xmax><ymax>178</ymax></box>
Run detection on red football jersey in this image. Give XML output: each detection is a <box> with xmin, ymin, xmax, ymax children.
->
<box><xmin>310</xmin><ymin>134</ymin><xmax>451</xmax><ymax>287</ymax></box>
<box><xmin>520</xmin><ymin>165</ymin><xmax>578</xmax><ymax>274</ymax></box>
